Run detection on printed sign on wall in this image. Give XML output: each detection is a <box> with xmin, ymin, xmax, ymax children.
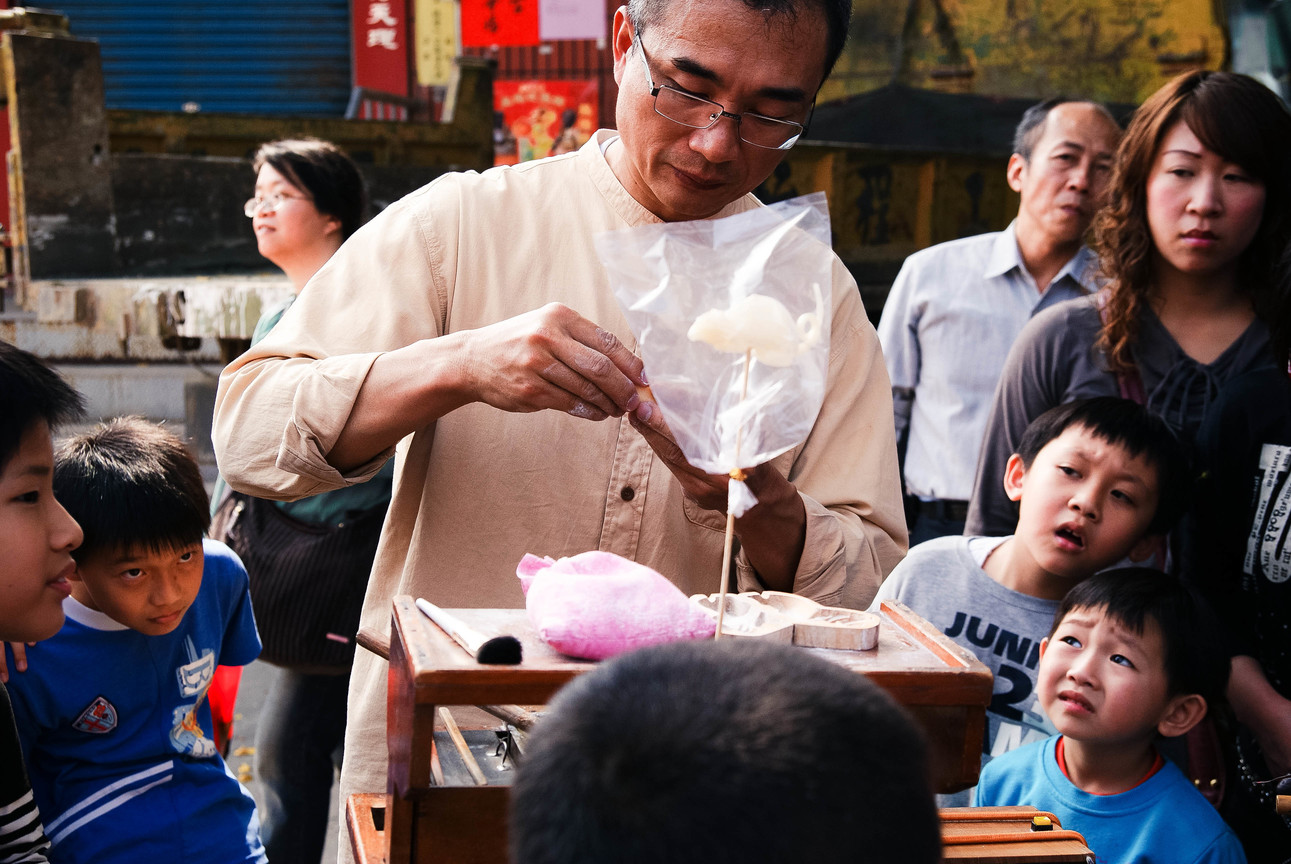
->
<box><xmin>462</xmin><ymin>0</ymin><xmax>540</xmax><ymax>47</ymax></box>
<box><xmin>415</xmin><ymin>0</ymin><xmax>458</xmax><ymax>86</ymax></box>
<box><xmin>539</xmin><ymin>0</ymin><xmax>606</xmax><ymax>41</ymax></box>
<box><xmin>353</xmin><ymin>0</ymin><xmax>410</xmax><ymax>95</ymax></box>
<box><xmin>494</xmin><ymin>79</ymin><xmax>598</xmax><ymax>164</ymax></box>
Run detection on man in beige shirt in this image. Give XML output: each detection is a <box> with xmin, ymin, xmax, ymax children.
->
<box><xmin>214</xmin><ymin>0</ymin><xmax>905</xmax><ymax>848</ymax></box>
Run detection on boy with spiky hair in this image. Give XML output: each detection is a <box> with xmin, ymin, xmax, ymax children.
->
<box><xmin>976</xmin><ymin>569</ymin><xmax>1244</xmax><ymax>863</ymax></box>
<box><xmin>5</xmin><ymin>416</ymin><xmax>265</xmax><ymax>863</ymax></box>
<box><xmin>0</xmin><ymin>341</ymin><xmax>84</xmax><ymax>863</ymax></box>
<box><xmin>872</xmin><ymin>396</ymin><xmax>1191</xmax><ymax>804</ymax></box>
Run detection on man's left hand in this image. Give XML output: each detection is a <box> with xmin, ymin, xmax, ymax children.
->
<box><xmin>628</xmin><ymin>400</ymin><xmax>807</xmax><ymax>592</ymax></box>
<box><xmin>627</xmin><ymin>400</ymin><xmax>730</xmax><ymax>510</ymax></box>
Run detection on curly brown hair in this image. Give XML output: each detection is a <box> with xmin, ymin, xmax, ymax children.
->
<box><xmin>1093</xmin><ymin>71</ymin><xmax>1291</xmax><ymax>371</ymax></box>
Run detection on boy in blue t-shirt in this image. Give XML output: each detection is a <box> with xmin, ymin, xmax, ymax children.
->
<box><xmin>5</xmin><ymin>416</ymin><xmax>265</xmax><ymax>863</ymax></box>
<box><xmin>975</xmin><ymin>569</ymin><xmax>1246</xmax><ymax>863</ymax></box>
<box><xmin>0</xmin><ymin>342</ymin><xmax>85</xmax><ymax>863</ymax></box>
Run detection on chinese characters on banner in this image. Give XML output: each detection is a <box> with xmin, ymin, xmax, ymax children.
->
<box><xmin>353</xmin><ymin>0</ymin><xmax>410</xmax><ymax>96</ymax></box>
<box><xmin>415</xmin><ymin>0</ymin><xmax>458</xmax><ymax>86</ymax></box>
<box><xmin>494</xmin><ymin>80</ymin><xmax>598</xmax><ymax>164</ymax></box>
<box><xmin>462</xmin><ymin>0</ymin><xmax>540</xmax><ymax>47</ymax></box>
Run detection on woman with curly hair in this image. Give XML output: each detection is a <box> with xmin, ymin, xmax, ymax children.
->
<box><xmin>966</xmin><ymin>70</ymin><xmax>1291</xmax><ymax>537</ymax></box>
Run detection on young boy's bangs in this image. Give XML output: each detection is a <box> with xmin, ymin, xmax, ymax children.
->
<box><xmin>1051</xmin><ymin>569</ymin><xmax>1229</xmax><ymax>709</ymax></box>
<box><xmin>52</xmin><ymin>417</ymin><xmax>209</xmax><ymax>563</ymax></box>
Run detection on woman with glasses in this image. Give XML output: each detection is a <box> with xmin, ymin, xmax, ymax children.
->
<box><xmin>219</xmin><ymin>138</ymin><xmax>390</xmax><ymax>864</ymax></box>
<box><xmin>244</xmin><ymin>139</ymin><xmax>366</xmax><ymax>293</ymax></box>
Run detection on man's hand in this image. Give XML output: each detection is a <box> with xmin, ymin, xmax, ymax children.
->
<box><xmin>628</xmin><ymin>400</ymin><xmax>806</xmax><ymax>591</ymax></box>
<box><xmin>628</xmin><ymin>400</ymin><xmax>729</xmax><ymax>510</ymax></box>
<box><xmin>459</xmin><ymin>303</ymin><xmax>645</xmax><ymax>421</ymax></box>
<box><xmin>332</xmin><ymin>303</ymin><xmax>645</xmax><ymax>470</ymax></box>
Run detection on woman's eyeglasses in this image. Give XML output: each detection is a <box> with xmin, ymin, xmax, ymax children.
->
<box><xmin>244</xmin><ymin>193</ymin><xmax>306</xmax><ymax>217</ymax></box>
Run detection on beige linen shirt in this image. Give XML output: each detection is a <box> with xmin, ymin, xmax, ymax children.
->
<box><xmin>213</xmin><ymin>131</ymin><xmax>905</xmax><ymax>829</ymax></box>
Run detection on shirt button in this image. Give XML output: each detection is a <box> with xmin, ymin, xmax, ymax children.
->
<box><xmin>620</xmin><ymin>486</ymin><xmax>635</xmax><ymax>501</ymax></box>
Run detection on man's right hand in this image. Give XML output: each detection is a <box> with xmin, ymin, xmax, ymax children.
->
<box><xmin>459</xmin><ymin>302</ymin><xmax>644</xmax><ymax>420</ymax></box>
<box><xmin>331</xmin><ymin>303</ymin><xmax>644</xmax><ymax>470</ymax></box>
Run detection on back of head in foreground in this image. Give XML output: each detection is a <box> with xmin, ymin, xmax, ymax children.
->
<box><xmin>52</xmin><ymin>416</ymin><xmax>210</xmax><ymax>564</ymax></box>
<box><xmin>510</xmin><ymin>639</ymin><xmax>941</xmax><ymax>864</ymax></box>
<box><xmin>1051</xmin><ymin>567</ymin><xmax>1229</xmax><ymax>718</ymax></box>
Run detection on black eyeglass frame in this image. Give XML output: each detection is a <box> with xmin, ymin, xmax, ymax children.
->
<box><xmin>635</xmin><ymin>40</ymin><xmax>810</xmax><ymax>152</ymax></box>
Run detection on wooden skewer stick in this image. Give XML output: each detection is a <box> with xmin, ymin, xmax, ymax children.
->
<box><xmin>715</xmin><ymin>347</ymin><xmax>752</xmax><ymax>641</ymax></box>
<box><xmin>438</xmin><ymin>707</ymin><xmax>489</xmax><ymax>786</ymax></box>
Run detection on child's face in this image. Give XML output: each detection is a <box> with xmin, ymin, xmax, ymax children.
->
<box><xmin>70</xmin><ymin>540</ymin><xmax>203</xmax><ymax>636</ymax></box>
<box><xmin>1005</xmin><ymin>425</ymin><xmax>1160</xmax><ymax>581</ymax></box>
<box><xmin>0</xmin><ymin>421</ymin><xmax>82</xmax><ymax>642</ymax></box>
<box><xmin>1038</xmin><ymin>606</ymin><xmax>1181</xmax><ymax>745</ymax></box>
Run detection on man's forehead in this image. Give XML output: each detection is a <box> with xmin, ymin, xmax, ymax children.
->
<box><xmin>643</xmin><ymin>0</ymin><xmax>828</xmax><ymax>91</ymax></box>
<box><xmin>1036</xmin><ymin>103</ymin><xmax>1120</xmax><ymax>153</ymax></box>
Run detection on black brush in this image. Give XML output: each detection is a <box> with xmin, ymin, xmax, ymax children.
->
<box><xmin>415</xmin><ymin>598</ymin><xmax>523</xmax><ymax>665</ymax></box>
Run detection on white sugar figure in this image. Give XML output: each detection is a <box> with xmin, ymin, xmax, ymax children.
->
<box><xmin>687</xmin><ymin>282</ymin><xmax>824</xmax><ymax>367</ymax></box>
<box><xmin>685</xmin><ymin>282</ymin><xmax>824</xmax><ymax>638</ymax></box>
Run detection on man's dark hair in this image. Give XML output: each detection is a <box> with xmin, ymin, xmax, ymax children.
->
<box><xmin>1015</xmin><ymin>397</ymin><xmax>1192</xmax><ymax>535</ymax></box>
<box><xmin>510</xmin><ymin>639</ymin><xmax>941</xmax><ymax>864</ymax></box>
<box><xmin>1012</xmin><ymin>97</ymin><xmax>1118</xmax><ymax>162</ymax></box>
<box><xmin>1050</xmin><ymin>568</ymin><xmax>1229</xmax><ymax>711</ymax></box>
<box><xmin>0</xmin><ymin>340</ymin><xmax>84</xmax><ymax>473</ymax></box>
<box><xmin>253</xmin><ymin>138</ymin><xmax>368</xmax><ymax>240</ymax></box>
<box><xmin>53</xmin><ymin>416</ymin><xmax>209</xmax><ymax>563</ymax></box>
<box><xmin>626</xmin><ymin>0</ymin><xmax>852</xmax><ymax>82</ymax></box>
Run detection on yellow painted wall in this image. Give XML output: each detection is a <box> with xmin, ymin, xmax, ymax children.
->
<box><xmin>823</xmin><ymin>0</ymin><xmax>1226</xmax><ymax>105</ymax></box>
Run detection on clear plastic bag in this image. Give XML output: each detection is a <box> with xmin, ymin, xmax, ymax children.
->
<box><xmin>597</xmin><ymin>192</ymin><xmax>833</xmax><ymax>487</ymax></box>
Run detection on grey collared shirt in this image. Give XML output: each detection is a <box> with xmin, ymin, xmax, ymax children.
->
<box><xmin>877</xmin><ymin>222</ymin><xmax>1100</xmax><ymax>502</ymax></box>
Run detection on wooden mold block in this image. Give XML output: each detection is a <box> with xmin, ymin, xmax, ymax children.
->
<box><xmin>690</xmin><ymin>590</ymin><xmax>880</xmax><ymax>650</ymax></box>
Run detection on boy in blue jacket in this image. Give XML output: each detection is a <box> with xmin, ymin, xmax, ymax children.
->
<box><xmin>6</xmin><ymin>417</ymin><xmax>265</xmax><ymax>863</ymax></box>
<box><xmin>975</xmin><ymin>569</ymin><xmax>1245</xmax><ymax>863</ymax></box>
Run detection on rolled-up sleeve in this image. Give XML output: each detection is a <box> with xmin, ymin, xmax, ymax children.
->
<box><xmin>213</xmin><ymin>184</ymin><xmax>452</xmax><ymax>500</ymax></box>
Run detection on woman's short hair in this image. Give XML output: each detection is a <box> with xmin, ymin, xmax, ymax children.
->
<box><xmin>1093</xmin><ymin>71</ymin><xmax>1291</xmax><ymax>370</ymax></box>
<box><xmin>253</xmin><ymin>138</ymin><xmax>368</xmax><ymax>240</ymax></box>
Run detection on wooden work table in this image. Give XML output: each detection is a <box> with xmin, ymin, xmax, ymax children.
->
<box><xmin>350</xmin><ymin>597</ymin><xmax>993</xmax><ymax>864</ymax></box>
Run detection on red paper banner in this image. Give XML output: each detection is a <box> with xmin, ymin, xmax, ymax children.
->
<box><xmin>494</xmin><ymin>80</ymin><xmax>599</xmax><ymax>164</ymax></box>
<box><xmin>352</xmin><ymin>0</ymin><xmax>410</xmax><ymax>96</ymax></box>
<box><xmin>462</xmin><ymin>0</ymin><xmax>540</xmax><ymax>48</ymax></box>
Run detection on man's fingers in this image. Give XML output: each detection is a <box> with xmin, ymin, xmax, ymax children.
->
<box><xmin>559</xmin><ymin>312</ymin><xmax>643</xmax><ymax>412</ymax></box>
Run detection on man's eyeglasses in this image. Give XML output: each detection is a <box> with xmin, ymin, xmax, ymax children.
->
<box><xmin>243</xmin><ymin>193</ymin><xmax>305</xmax><ymax>218</ymax></box>
<box><xmin>636</xmin><ymin>41</ymin><xmax>805</xmax><ymax>151</ymax></box>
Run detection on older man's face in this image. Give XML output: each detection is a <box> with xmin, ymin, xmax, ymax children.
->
<box><xmin>1009</xmin><ymin>102</ymin><xmax>1120</xmax><ymax>248</ymax></box>
<box><xmin>608</xmin><ymin>0</ymin><xmax>827</xmax><ymax>222</ymax></box>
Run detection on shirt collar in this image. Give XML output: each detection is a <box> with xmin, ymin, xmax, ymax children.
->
<box><xmin>63</xmin><ymin>595</ymin><xmax>129</xmax><ymax>631</ymax></box>
<box><xmin>984</xmin><ymin>220</ymin><xmax>1099</xmax><ymax>293</ymax></box>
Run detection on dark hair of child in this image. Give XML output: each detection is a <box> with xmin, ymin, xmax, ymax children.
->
<box><xmin>1051</xmin><ymin>567</ymin><xmax>1230</xmax><ymax>712</ymax></box>
<box><xmin>0</xmin><ymin>341</ymin><xmax>84</xmax><ymax>472</ymax></box>
<box><xmin>509</xmin><ymin>638</ymin><xmax>942</xmax><ymax>864</ymax></box>
<box><xmin>53</xmin><ymin>416</ymin><xmax>209</xmax><ymax>562</ymax></box>
<box><xmin>1014</xmin><ymin>396</ymin><xmax>1192</xmax><ymax>534</ymax></box>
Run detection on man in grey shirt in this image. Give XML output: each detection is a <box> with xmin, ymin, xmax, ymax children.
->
<box><xmin>877</xmin><ymin>98</ymin><xmax>1120</xmax><ymax>544</ymax></box>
